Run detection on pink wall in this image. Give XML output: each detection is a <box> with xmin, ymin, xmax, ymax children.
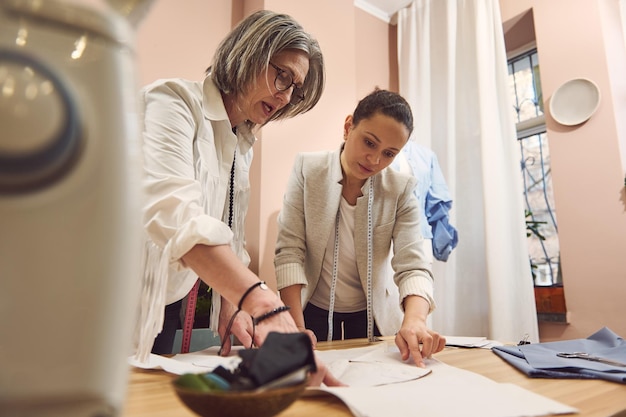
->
<box><xmin>355</xmin><ymin>9</ymin><xmax>397</xmax><ymax>97</ymax></box>
<box><xmin>500</xmin><ymin>0</ymin><xmax>626</xmax><ymax>341</ymax></box>
<box><xmin>135</xmin><ymin>0</ymin><xmax>231</xmax><ymax>86</ymax></box>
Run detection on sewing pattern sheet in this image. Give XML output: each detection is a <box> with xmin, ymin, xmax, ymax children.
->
<box><xmin>311</xmin><ymin>343</ymin><xmax>577</xmax><ymax>417</ymax></box>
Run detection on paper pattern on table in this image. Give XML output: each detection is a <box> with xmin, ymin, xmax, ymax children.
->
<box><xmin>328</xmin><ymin>359</ymin><xmax>431</xmax><ymax>387</ymax></box>
<box><xmin>319</xmin><ymin>343</ymin><xmax>429</xmax><ymax>386</ymax></box>
<box><xmin>312</xmin><ymin>344</ymin><xmax>578</xmax><ymax>417</ymax></box>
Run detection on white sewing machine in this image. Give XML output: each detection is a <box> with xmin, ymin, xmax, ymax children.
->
<box><xmin>0</xmin><ymin>0</ymin><xmax>152</xmax><ymax>415</ymax></box>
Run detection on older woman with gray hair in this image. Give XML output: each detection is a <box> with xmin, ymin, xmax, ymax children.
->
<box><xmin>135</xmin><ymin>10</ymin><xmax>338</xmax><ymax>385</ymax></box>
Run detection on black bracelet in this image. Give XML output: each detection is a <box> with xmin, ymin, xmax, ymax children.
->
<box><xmin>238</xmin><ymin>281</ymin><xmax>268</xmax><ymax>310</ymax></box>
<box><xmin>252</xmin><ymin>305</ymin><xmax>291</xmax><ymax>326</ymax></box>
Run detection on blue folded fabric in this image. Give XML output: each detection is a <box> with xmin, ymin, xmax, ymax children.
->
<box><xmin>492</xmin><ymin>327</ymin><xmax>626</xmax><ymax>384</ymax></box>
<box><xmin>430</xmin><ymin>215</ymin><xmax>458</xmax><ymax>261</ymax></box>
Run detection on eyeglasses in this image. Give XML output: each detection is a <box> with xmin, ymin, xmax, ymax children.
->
<box><xmin>269</xmin><ymin>62</ymin><xmax>305</xmax><ymax>105</ymax></box>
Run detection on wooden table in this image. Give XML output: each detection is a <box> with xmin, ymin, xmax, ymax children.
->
<box><xmin>123</xmin><ymin>338</ymin><xmax>626</xmax><ymax>417</ymax></box>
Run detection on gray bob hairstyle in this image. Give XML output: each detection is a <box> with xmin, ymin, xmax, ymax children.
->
<box><xmin>208</xmin><ymin>10</ymin><xmax>325</xmax><ymax>126</ymax></box>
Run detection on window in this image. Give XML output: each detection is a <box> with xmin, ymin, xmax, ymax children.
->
<box><xmin>508</xmin><ymin>49</ymin><xmax>563</xmax><ymax>294</ymax></box>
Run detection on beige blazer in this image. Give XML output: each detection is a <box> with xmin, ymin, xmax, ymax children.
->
<box><xmin>274</xmin><ymin>148</ymin><xmax>434</xmax><ymax>335</ymax></box>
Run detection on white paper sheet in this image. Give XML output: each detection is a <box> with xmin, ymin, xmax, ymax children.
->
<box><xmin>128</xmin><ymin>346</ymin><xmax>241</xmax><ymax>375</ymax></box>
<box><xmin>321</xmin><ymin>342</ymin><xmax>429</xmax><ymax>386</ymax></box>
<box><xmin>312</xmin><ymin>344</ymin><xmax>578</xmax><ymax>417</ymax></box>
<box><xmin>444</xmin><ymin>335</ymin><xmax>503</xmax><ymax>349</ymax></box>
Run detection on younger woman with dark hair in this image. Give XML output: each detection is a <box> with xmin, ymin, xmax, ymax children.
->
<box><xmin>275</xmin><ymin>89</ymin><xmax>446</xmax><ymax>368</ymax></box>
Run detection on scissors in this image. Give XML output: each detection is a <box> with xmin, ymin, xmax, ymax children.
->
<box><xmin>556</xmin><ymin>352</ymin><xmax>626</xmax><ymax>367</ymax></box>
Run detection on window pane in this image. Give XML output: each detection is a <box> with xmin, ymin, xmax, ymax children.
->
<box><xmin>509</xmin><ymin>51</ymin><xmax>543</xmax><ymax>123</ymax></box>
<box><xmin>519</xmin><ymin>133</ymin><xmax>560</xmax><ymax>285</ymax></box>
<box><xmin>509</xmin><ymin>49</ymin><xmax>561</xmax><ymax>286</ymax></box>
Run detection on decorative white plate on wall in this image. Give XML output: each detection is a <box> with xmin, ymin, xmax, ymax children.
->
<box><xmin>550</xmin><ymin>78</ymin><xmax>600</xmax><ymax>126</ymax></box>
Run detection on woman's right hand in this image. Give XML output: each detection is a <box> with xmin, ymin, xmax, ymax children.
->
<box><xmin>217</xmin><ymin>298</ymin><xmax>253</xmax><ymax>356</ymax></box>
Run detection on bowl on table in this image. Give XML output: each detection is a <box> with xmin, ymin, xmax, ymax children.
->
<box><xmin>172</xmin><ymin>379</ymin><xmax>307</xmax><ymax>417</ymax></box>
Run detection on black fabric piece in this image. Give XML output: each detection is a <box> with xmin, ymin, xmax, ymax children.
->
<box><xmin>205</xmin><ymin>332</ymin><xmax>316</xmax><ymax>390</ymax></box>
<box><xmin>238</xmin><ymin>332</ymin><xmax>316</xmax><ymax>387</ymax></box>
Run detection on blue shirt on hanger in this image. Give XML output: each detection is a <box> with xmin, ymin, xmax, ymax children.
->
<box><xmin>391</xmin><ymin>141</ymin><xmax>458</xmax><ymax>261</ymax></box>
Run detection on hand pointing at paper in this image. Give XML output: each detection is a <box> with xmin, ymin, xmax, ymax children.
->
<box><xmin>395</xmin><ymin>295</ymin><xmax>446</xmax><ymax>368</ymax></box>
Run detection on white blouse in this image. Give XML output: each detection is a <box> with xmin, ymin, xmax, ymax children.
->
<box><xmin>134</xmin><ymin>76</ymin><xmax>255</xmax><ymax>361</ymax></box>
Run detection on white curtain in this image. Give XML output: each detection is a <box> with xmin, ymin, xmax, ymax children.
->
<box><xmin>397</xmin><ymin>0</ymin><xmax>539</xmax><ymax>343</ymax></box>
